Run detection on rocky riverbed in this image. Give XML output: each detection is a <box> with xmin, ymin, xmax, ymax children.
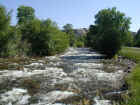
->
<box><xmin>0</xmin><ymin>48</ymin><xmax>135</xmax><ymax>105</ymax></box>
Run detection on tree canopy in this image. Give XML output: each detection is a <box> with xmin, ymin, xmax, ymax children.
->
<box><xmin>0</xmin><ymin>5</ymin><xmax>135</xmax><ymax>58</ymax></box>
<box><xmin>86</xmin><ymin>7</ymin><xmax>131</xmax><ymax>57</ymax></box>
<box><xmin>0</xmin><ymin>5</ymin><xmax>12</xmax><ymax>56</ymax></box>
<box><xmin>17</xmin><ymin>5</ymin><xmax>35</xmax><ymax>24</ymax></box>
<box><xmin>95</xmin><ymin>7</ymin><xmax>131</xmax><ymax>32</ymax></box>
<box><xmin>0</xmin><ymin>5</ymin><xmax>10</xmax><ymax>32</ymax></box>
<box><xmin>63</xmin><ymin>24</ymin><xmax>75</xmax><ymax>46</ymax></box>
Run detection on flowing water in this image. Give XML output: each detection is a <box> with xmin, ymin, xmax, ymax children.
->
<box><xmin>0</xmin><ymin>48</ymin><xmax>132</xmax><ymax>105</ymax></box>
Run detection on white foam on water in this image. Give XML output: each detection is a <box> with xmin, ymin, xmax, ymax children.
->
<box><xmin>94</xmin><ymin>96</ymin><xmax>111</xmax><ymax>105</ymax></box>
<box><xmin>0</xmin><ymin>88</ymin><xmax>31</xmax><ymax>105</ymax></box>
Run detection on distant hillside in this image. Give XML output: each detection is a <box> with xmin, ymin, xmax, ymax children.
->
<box><xmin>74</xmin><ymin>28</ymin><xmax>88</xmax><ymax>37</ymax></box>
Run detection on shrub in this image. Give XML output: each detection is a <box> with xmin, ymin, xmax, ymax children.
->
<box><xmin>0</xmin><ymin>5</ymin><xmax>20</xmax><ymax>57</ymax></box>
<box><xmin>97</xmin><ymin>28</ymin><xmax>123</xmax><ymax>58</ymax></box>
<box><xmin>86</xmin><ymin>7</ymin><xmax>131</xmax><ymax>58</ymax></box>
<box><xmin>20</xmin><ymin>19</ymin><xmax>69</xmax><ymax>56</ymax></box>
<box><xmin>5</xmin><ymin>26</ymin><xmax>21</xmax><ymax>57</ymax></box>
<box><xmin>63</xmin><ymin>24</ymin><xmax>76</xmax><ymax>47</ymax></box>
<box><xmin>75</xmin><ymin>40</ymin><xmax>84</xmax><ymax>48</ymax></box>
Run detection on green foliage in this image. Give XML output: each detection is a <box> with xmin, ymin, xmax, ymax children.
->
<box><xmin>134</xmin><ymin>29</ymin><xmax>140</xmax><ymax>47</ymax></box>
<box><xmin>63</xmin><ymin>24</ymin><xmax>76</xmax><ymax>46</ymax></box>
<box><xmin>119</xmin><ymin>47</ymin><xmax>140</xmax><ymax>105</ymax></box>
<box><xmin>6</xmin><ymin>26</ymin><xmax>21</xmax><ymax>56</ymax></box>
<box><xmin>119</xmin><ymin>47</ymin><xmax>140</xmax><ymax>63</ymax></box>
<box><xmin>86</xmin><ymin>7</ymin><xmax>131</xmax><ymax>58</ymax></box>
<box><xmin>0</xmin><ymin>5</ymin><xmax>11</xmax><ymax>31</ymax></box>
<box><xmin>97</xmin><ymin>28</ymin><xmax>123</xmax><ymax>57</ymax></box>
<box><xmin>123</xmin><ymin>32</ymin><xmax>134</xmax><ymax>47</ymax></box>
<box><xmin>41</xmin><ymin>19</ymin><xmax>69</xmax><ymax>55</ymax></box>
<box><xmin>20</xmin><ymin>19</ymin><xmax>69</xmax><ymax>56</ymax></box>
<box><xmin>0</xmin><ymin>5</ymin><xmax>18</xmax><ymax>57</ymax></box>
<box><xmin>95</xmin><ymin>7</ymin><xmax>131</xmax><ymax>32</ymax></box>
<box><xmin>75</xmin><ymin>40</ymin><xmax>84</xmax><ymax>48</ymax></box>
<box><xmin>63</xmin><ymin>24</ymin><xmax>73</xmax><ymax>34</ymax></box>
<box><xmin>0</xmin><ymin>5</ymin><xmax>69</xmax><ymax>57</ymax></box>
<box><xmin>18</xmin><ymin>40</ymin><xmax>31</xmax><ymax>56</ymax></box>
<box><xmin>0</xmin><ymin>26</ymin><xmax>21</xmax><ymax>57</ymax></box>
<box><xmin>123</xmin><ymin>64</ymin><xmax>140</xmax><ymax>105</ymax></box>
<box><xmin>17</xmin><ymin>5</ymin><xmax>35</xmax><ymax>24</ymax></box>
<box><xmin>86</xmin><ymin>25</ymin><xmax>98</xmax><ymax>47</ymax></box>
<box><xmin>75</xmin><ymin>36</ymin><xmax>85</xmax><ymax>47</ymax></box>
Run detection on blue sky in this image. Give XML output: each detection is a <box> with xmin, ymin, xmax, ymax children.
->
<box><xmin>0</xmin><ymin>0</ymin><xmax>139</xmax><ymax>32</ymax></box>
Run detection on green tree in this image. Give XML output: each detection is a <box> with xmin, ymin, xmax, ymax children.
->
<box><xmin>95</xmin><ymin>7</ymin><xmax>131</xmax><ymax>32</ymax></box>
<box><xmin>86</xmin><ymin>25</ymin><xmax>98</xmax><ymax>47</ymax></box>
<box><xmin>87</xmin><ymin>7</ymin><xmax>131</xmax><ymax>57</ymax></box>
<box><xmin>6</xmin><ymin>26</ymin><xmax>21</xmax><ymax>56</ymax></box>
<box><xmin>124</xmin><ymin>31</ymin><xmax>134</xmax><ymax>47</ymax></box>
<box><xmin>40</xmin><ymin>19</ymin><xmax>69</xmax><ymax>55</ymax></box>
<box><xmin>17</xmin><ymin>5</ymin><xmax>35</xmax><ymax>24</ymax></box>
<box><xmin>19</xmin><ymin>19</ymin><xmax>40</xmax><ymax>55</ymax></box>
<box><xmin>134</xmin><ymin>29</ymin><xmax>140</xmax><ymax>47</ymax></box>
<box><xmin>63</xmin><ymin>24</ymin><xmax>75</xmax><ymax>46</ymax></box>
<box><xmin>75</xmin><ymin>36</ymin><xmax>85</xmax><ymax>47</ymax></box>
<box><xmin>63</xmin><ymin>24</ymin><xmax>73</xmax><ymax>34</ymax></box>
<box><xmin>0</xmin><ymin>5</ymin><xmax>12</xmax><ymax>56</ymax></box>
<box><xmin>0</xmin><ymin>5</ymin><xmax>10</xmax><ymax>31</ymax></box>
<box><xmin>97</xmin><ymin>28</ymin><xmax>123</xmax><ymax>57</ymax></box>
<box><xmin>20</xmin><ymin>18</ymin><xmax>69</xmax><ymax>56</ymax></box>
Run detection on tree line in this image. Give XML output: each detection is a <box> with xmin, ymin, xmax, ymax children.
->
<box><xmin>0</xmin><ymin>5</ymin><xmax>140</xmax><ymax>58</ymax></box>
<box><xmin>0</xmin><ymin>5</ymin><xmax>85</xmax><ymax>57</ymax></box>
<box><xmin>86</xmin><ymin>7</ymin><xmax>137</xmax><ymax>58</ymax></box>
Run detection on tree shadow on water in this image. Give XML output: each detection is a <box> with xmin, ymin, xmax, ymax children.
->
<box><xmin>61</xmin><ymin>55</ymin><xmax>105</xmax><ymax>61</ymax></box>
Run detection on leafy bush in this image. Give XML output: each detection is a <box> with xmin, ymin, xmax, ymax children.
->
<box><xmin>75</xmin><ymin>40</ymin><xmax>84</xmax><ymax>47</ymax></box>
<box><xmin>119</xmin><ymin>47</ymin><xmax>140</xmax><ymax>63</ymax></box>
<box><xmin>96</xmin><ymin>28</ymin><xmax>123</xmax><ymax>57</ymax></box>
<box><xmin>16</xmin><ymin>6</ymin><xmax>69</xmax><ymax>56</ymax></box>
<box><xmin>20</xmin><ymin>19</ymin><xmax>69</xmax><ymax>56</ymax></box>
<box><xmin>124</xmin><ymin>32</ymin><xmax>134</xmax><ymax>47</ymax></box>
<box><xmin>75</xmin><ymin>36</ymin><xmax>85</xmax><ymax>48</ymax></box>
<box><xmin>17</xmin><ymin>5</ymin><xmax>35</xmax><ymax>24</ymax></box>
<box><xmin>86</xmin><ymin>25</ymin><xmax>98</xmax><ymax>48</ymax></box>
<box><xmin>63</xmin><ymin>24</ymin><xmax>76</xmax><ymax>47</ymax></box>
<box><xmin>86</xmin><ymin>7</ymin><xmax>131</xmax><ymax>58</ymax></box>
<box><xmin>134</xmin><ymin>29</ymin><xmax>140</xmax><ymax>47</ymax></box>
<box><xmin>0</xmin><ymin>5</ymin><xmax>20</xmax><ymax>57</ymax></box>
<box><xmin>5</xmin><ymin>26</ymin><xmax>21</xmax><ymax>57</ymax></box>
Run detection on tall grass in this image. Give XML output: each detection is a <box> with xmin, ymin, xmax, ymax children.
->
<box><xmin>119</xmin><ymin>47</ymin><xmax>140</xmax><ymax>63</ymax></box>
<box><xmin>119</xmin><ymin>47</ymin><xmax>140</xmax><ymax>105</ymax></box>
